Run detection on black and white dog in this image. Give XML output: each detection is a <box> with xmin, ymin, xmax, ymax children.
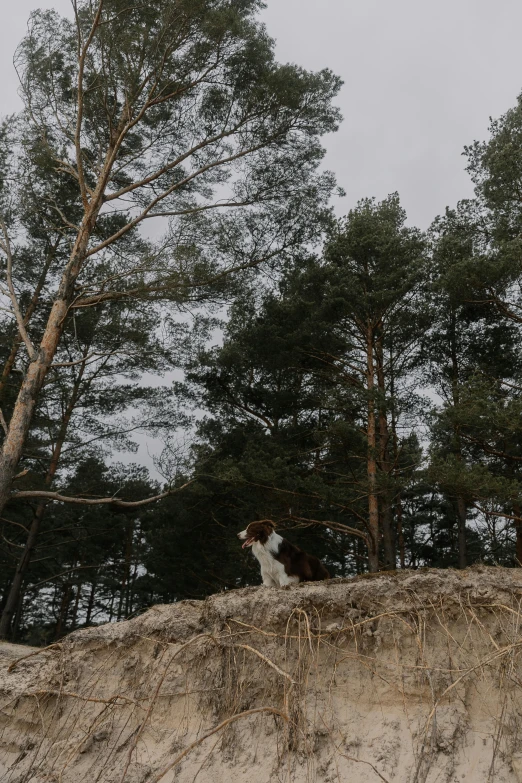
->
<box><xmin>238</xmin><ymin>520</ymin><xmax>330</xmax><ymax>587</ymax></box>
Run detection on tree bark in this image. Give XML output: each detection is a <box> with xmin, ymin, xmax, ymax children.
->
<box><xmin>375</xmin><ymin>328</ymin><xmax>395</xmax><ymax>569</ymax></box>
<box><xmin>449</xmin><ymin>309</ymin><xmax>467</xmax><ymax>570</ymax></box>
<box><xmin>108</xmin><ymin>590</ymin><xmax>116</xmax><ymax>624</ymax></box>
<box><xmin>389</xmin><ymin>337</ymin><xmax>405</xmax><ymax>567</ymax></box>
<box><xmin>11</xmin><ymin>588</ymin><xmax>24</xmax><ymax>642</ymax></box>
<box><xmin>456</xmin><ymin>495</ymin><xmax>468</xmax><ymax>570</ymax></box>
<box><xmin>0</xmin><ymin>243</ymin><xmax>58</xmax><ymax>404</ymax></box>
<box><xmin>0</xmin><ymin>192</ymin><xmax>103</xmax><ymax>521</ymax></box>
<box><xmin>391</xmin><ymin>402</ymin><xmax>405</xmax><ymax>569</ymax></box>
<box><xmin>85</xmin><ymin>577</ymin><xmax>97</xmax><ymax>626</ymax></box>
<box><xmin>0</xmin><ymin>359</ymin><xmax>87</xmax><ymax>638</ymax></box>
<box><xmin>513</xmin><ymin>503</ymin><xmax>522</xmax><ymax>566</ymax></box>
<box><xmin>366</xmin><ymin>321</ymin><xmax>380</xmax><ymax>572</ymax></box>
<box><xmin>70</xmin><ymin>581</ymin><xmax>82</xmax><ymax>630</ymax></box>
<box><xmin>54</xmin><ymin>581</ymin><xmax>72</xmax><ymax>640</ymax></box>
<box><xmin>396</xmin><ymin>497</ymin><xmax>406</xmax><ymax>569</ymax></box>
<box><xmin>117</xmin><ymin>520</ymin><xmax>134</xmax><ymax>621</ymax></box>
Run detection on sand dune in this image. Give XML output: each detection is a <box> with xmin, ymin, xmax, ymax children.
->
<box><xmin>2</xmin><ymin>567</ymin><xmax>522</xmax><ymax>782</ymax></box>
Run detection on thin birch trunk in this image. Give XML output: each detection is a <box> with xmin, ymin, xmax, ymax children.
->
<box><xmin>70</xmin><ymin>581</ymin><xmax>82</xmax><ymax>630</ymax></box>
<box><xmin>85</xmin><ymin>578</ymin><xmax>97</xmax><ymax>626</ymax></box>
<box><xmin>456</xmin><ymin>495</ymin><xmax>468</xmax><ymax>570</ymax></box>
<box><xmin>449</xmin><ymin>309</ymin><xmax>467</xmax><ymax>570</ymax></box>
<box><xmin>366</xmin><ymin>320</ymin><xmax>379</xmax><ymax>572</ymax></box>
<box><xmin>513</xmin><ymin>503</ymin><xmax>522</xmax><ymax>566</ymax></box>
<box><xmin>11</xmin><ymin>589</ymin><xmax>24</xmax><ymax>642</ymax></box>
<box><xmin>375</xmin><ymin>329</ymin><xmax>395</xmax><ymax>569</ymax></box>
<box><xmin>54</xmin><ymin>580</ymin><xmax>73</xmax><ymax>640</ymax></box>
<box><xmin>389</xmin><ymin>358</ymin><xmax>405</xmax><ymax>568</ymax></box>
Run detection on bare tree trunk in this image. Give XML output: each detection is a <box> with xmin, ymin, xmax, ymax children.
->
<box><xmin>0</xmin><ymin>244</ymin><xmax>58</xmax><ymax>404</ymax></box>
<box><xmin>70</xmin><ymin>581</ymin><xmax>82</xmax><ymax>630</ymax></box>
<box><xmin>391</xmin><ymin>407</ymin><xmax>405</xmax><ymax>569</ymax></box>
<box><xmin>375</xmin><ymin>329</ymin><xmax>395</xmax><ymax>569</ymax></box>
<box><xmin>456</xmin><ymin>496</ymin><xmax>468</xmax><ymax>570</ymax></box>
<box><xmin>117</xmin><ymin>521</ymin><xmax>134</xmax><ymax>621</ymax></box>
<box><xmin>356</xmin><ymin>537</ymin><xmax>364</xmax><ymax>575</ymax></box>
<box><xmin>54</xmin><ymin>581</ymin><xmax>73</xmax><ymax>640</ymax></box>
<box><xmin>0</xmin><ymin>297</ymin><xmax>75</xmax><ymax>515</ymax></box>
<box><xmin>11</xmin><ymin>589</ymin><xmax>24</xmax><ymax>642</ymax></box>
<box><xmin>0</xmin><ymin>579</ymin><xmax>10</xmax><ymax>613</ymax></box>
<box><xmin>513</xmin><ymin>504</ymin><xmax>522</xmax><ymax>566</ymax></box>
<box><xmin>366</xmin><ymin>321</ymin><xmax>379</xmax><ymax>572</ymax></box>
<box><xmin>0</xmin><ymin>360</ymin><xmax>87</xmax><ymax>638</ymax></box>
<box><xmin>108</xmin><ymin>590</ymin><xmax>116</xmax><ymax>623</ymax></box>
<box><xmin>1</xmin><ymin>510</ymin><xmax>46</xmax><ymax>639</ymax></box>
<box><xmin>389</xmin><ymin>337</ymin><xmax>405</xmax><ymax>568</ymax></box>
<box><xmin>449</xmin><ymin>310</ymin><xmax>467</xmax><ymax>570</ymax></box>
<box><xmin>0</xmin><ymin>197</ymin><xmax>102</xmax><ymax>520</ymax></box>
<box><xmin>125</xmin><ymin>523</ymin><xmax>136</xmax><ymax>618</ymax></box>
<box><xmin>85</xmin><ymin>578</ymin><xmax>97</xmax><ymax>626</ymax></box>
<box><xmin>396</xmin><ymin>498</ymin><xmax>406</xmax><ymax>569</ymax></box>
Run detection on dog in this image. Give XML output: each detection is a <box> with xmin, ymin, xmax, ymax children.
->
<box><xmin>237</xmin><ymin>520</ymin><xmax>330</xmax><ymax>587</ymax></box>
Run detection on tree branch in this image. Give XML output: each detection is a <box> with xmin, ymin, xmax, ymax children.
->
<box><xmin>284</xmin><ymin>514</ymin><xmax>368</xmax><ymax>543</ymax></box>
<box><xmin>85</xmin><ymin>136</ymin><xmax>276</xmax><ymax>259</ymax></box>
<box><xmin>0</xmin><ymin>409</ymin><xmax>8</xmax><ymax>436</ymax></box>
<box><xmin>73</xmin><ymin>0</ymin><xmax>104</xmax><ymax>207</ymax></box>
<box><xmin>0</xmin><ymin>218</ymin><xmax>37</xmax><ymax>361</ymax></box>
<box><xmin>50</xmin><ymin>350</ymin><xmax>124</xmax><ymax>368</ymax></box>
<box><xmin>473</xmin><ymin>503</ymin><xmax>520</xmax><ymax>522</ymax></box>
<box><xmin>71</xmin><ymin>244</ymin><xmax>287</xmax><ymax>308</ymax></box>
<box><xmin>10</xmin><ymin>479</ymin><xmax>194</xmax><ymax>507</ymax></box>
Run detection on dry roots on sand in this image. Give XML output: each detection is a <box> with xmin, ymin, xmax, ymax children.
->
<box><xmin>3</xmin><ymin>567</ymin><xmax>522</xmax><ymax>782</ymax></box>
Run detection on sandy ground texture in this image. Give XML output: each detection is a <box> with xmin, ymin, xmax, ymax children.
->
<box><xmin>2</xmin><ymin>566</ymin><xmax>522</xmax><ymax>782</ymax></box>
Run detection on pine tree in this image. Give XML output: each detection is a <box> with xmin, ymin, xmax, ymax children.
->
<box><xmin>0</xmin><ymin>0</ymin><xmax>341</xmax><ymax>523</ymax></box>
<box><xmin>182</xmin><ymin>195</ymin><xmax>428</xmax><ymax>574</ymax></box>
<box><xmin>322</xmin><ymin>195</ymin><xmax>427</xmax><ymax>570</ymax></box>
<box><xmin>426</xmin><ymin>92</ymin><xmax>522</xmax><ymax>568</ymax></box>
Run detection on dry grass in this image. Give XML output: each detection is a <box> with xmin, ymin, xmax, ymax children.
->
<box><xmin>2</xmin><ymin>570</ymin><xmax>522</xmax><ymax>782</ymax></box>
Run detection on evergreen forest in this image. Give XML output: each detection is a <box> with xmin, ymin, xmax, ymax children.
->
<box><xmin>2</xmin><ymin>0</ymin><xmax>522</xmax><ymax>644</ymax></box>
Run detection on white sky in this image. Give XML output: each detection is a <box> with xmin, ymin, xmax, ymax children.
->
<box><xmin>260</xmin><ymin>0</ymin><xmax>522</xmax><ymax>228</ymax></box>
<box><xmin>2</xmin><ymin>0</ymin><xmax>522</xmax><ymax>475</ymax></box>
<box><xmin>2</xmin><ymin>0</ymin><xmax>522</xmax><ymax>226</ymax></box>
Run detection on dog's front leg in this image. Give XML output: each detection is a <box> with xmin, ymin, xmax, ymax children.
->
<box><xmin>261</xmin><ymin>571</ymin><xmax>277</xmax><ymax>587</ymax></box>
<box><xmin>278</xmin><ymin>573</ymin><xmax>300</xmax><ymax>587</ymax></box>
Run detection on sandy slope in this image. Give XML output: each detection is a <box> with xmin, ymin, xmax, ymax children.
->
<box><xmin>2</xmin><ymin>567</ymin><xmax>522</xmax><ymax>782</ymax></box>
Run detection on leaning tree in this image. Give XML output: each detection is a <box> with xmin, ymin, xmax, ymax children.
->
<box><xmin>0</xmin><ymin>0</ymin><xmax>341</xmax><ymax>637</ymax></box>
<box><xmin>0</xmin><ymin>0</ymin><xmax>341</xmax><ymax>518</ymax></box>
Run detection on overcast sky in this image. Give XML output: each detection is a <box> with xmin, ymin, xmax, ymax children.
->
<box><xmin>2</xmin><ymin>1</ymin><xmax>522</xmax><ymax>476</ymax></box>
<box><xmin>3</xmin><ymin>0</ymin><xmax>522</xmax><ymax>228</ymax></box>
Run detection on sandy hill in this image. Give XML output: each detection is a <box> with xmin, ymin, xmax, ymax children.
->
<box><xmin>2</xmin><ymin>567</ymin><xmax>522</xmax><ymax>782</ymax></box>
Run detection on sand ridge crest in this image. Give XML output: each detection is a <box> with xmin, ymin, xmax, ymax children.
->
<box><xmin>2</xmin><ymin>566</ymin><xmax>522</xmax><ymax>782</ymax></box>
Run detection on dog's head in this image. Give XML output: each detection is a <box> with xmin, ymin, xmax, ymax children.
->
<box><xmin>237</xmin><ymin>520</ymin><xmax>275</xmax><ymax>549</ymax></box>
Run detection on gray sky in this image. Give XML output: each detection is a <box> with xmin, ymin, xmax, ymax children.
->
<box><xmin>260</xmin><ymin>0</ymin><xmax>522</xmax><ymax>228</ymax></box>
<box><xmin>3</xmin><ymin>0</ymin><xmax>522</xmax><ymax>227</ymax></box>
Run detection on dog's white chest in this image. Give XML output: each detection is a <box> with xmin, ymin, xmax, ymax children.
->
<box><xmin>251</xmin><ymin>534</ymin><xmax>298</xmax><ymax>587</ymax></box>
